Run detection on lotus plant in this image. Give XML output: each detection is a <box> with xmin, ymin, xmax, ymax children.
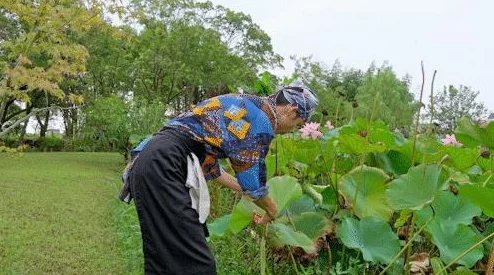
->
<box><xmin>441</xmin><ymin>134</ymin><xmax>462</xmax><ymax>147</ymax></box>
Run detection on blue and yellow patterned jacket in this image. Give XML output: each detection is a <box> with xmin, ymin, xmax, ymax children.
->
<box><xmin>167</xmin><ymin>94</ymin><xmax>277</xmax><ymax>200</ymax></box>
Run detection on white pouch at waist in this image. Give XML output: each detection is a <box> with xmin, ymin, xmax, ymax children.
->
<box><xmin>185</xmin><ymin>153</ymin><xmax>210</xmax><ymax>224</ymax></box>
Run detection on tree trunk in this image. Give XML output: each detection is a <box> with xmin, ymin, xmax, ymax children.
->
<box><xmin>36</xmin><ymin>110</ymin><xmax>50</xmax><ymax>138</ymax></box>
<box><xmin>19</xmin><ymin>104</ymin><xmax>33</xmax><ymax>141</ymax></box>
<box><xmin>0</xmin><ymin>96</ymin><xmax>8</xmax><ymax>126</ymax></box>
<box><xmin>62</xmin><ymin>104</ymin><xmax>74</xmax><ymax>138</ymax></box>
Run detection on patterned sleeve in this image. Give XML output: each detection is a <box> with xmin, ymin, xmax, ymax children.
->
<box><xmin>229</xmin><ymin>134</ymin><xmax>272</xmax><ymax>200</ymax></box>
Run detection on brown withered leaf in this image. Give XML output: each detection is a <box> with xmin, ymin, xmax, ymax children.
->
<box><xmin>409</xmin><ymin>252</ymin><xmax>430</xmax><ymax>275</ymax></box>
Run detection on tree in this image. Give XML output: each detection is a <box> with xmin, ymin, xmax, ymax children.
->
<box><xmin>355</xmin><ymin>66</ymin><xmax>416</xmax><ymax>127</ymax></box>
<box><xmin>81</xmin><ymin>94</ymin><xmax>166</xmax><ymax>160</ymax></box>
<box><xmin>0</xmin><ymin>0</ymin><xmax>107</xmax><ymax>137</ymax></box>
<box><xmin>424</xmin><ymin>85</ymin><xmax>489</xmax><ymax>130</ymax></box>
<box><xmin>292</xmin><ymin>56</ymin><xmax>361</xmax><ymax>126</ymax></box>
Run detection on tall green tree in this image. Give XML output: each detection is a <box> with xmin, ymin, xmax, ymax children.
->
<box><xmin>355</xmin><ymin>66</ymin><xmax>416</xmax><ymax>127</ymax></box>
<box><xmin>424</xmin><ymin>85</ymin><xmax>488</xmax><ymax>130</ymax></box>
<box><xmin>292</xmin><ymin>56</ymin><xmax>360</xmax><ymax>125</ymax></box>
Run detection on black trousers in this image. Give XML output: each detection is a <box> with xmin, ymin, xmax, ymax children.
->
<box><xmin>129</xmin><ymin>129</ymin><xmax>216</xmax><ymax>275</ymax></box>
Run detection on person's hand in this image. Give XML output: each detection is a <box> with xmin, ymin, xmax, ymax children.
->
<box><xmin>252</xmin><ymin>211</ymin><xmax>274</xmax><ymax>225</ymax></box>
<box><xmin>253</xmin><ymin>212</ymin><xmax>263</xmax><ymax>224</ymax></box>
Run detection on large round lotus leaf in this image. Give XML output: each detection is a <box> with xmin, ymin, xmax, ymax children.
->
<box><xmin>228</xmin><ymin>176</ymin><xmax>302</xmax><ymax>233</ymax></box>
<box><xmin>339</xmin><ymin>166</ymin><xmax>393</xmax><ymax>220</ymax></box>
<box><xmin>368</xmin><ymin>128</ymin><xmax>397</xmax><ymax>147</ymax></box>
<box><xmin>427</xmin><ymin>222</ymin><xmax>483</xmax><ymax>268</ymax></box>
<box><xmin>458</xmin><ymin>184</ymin><xmax>494</xmax><ymax>218</ymax></box>
<box><xmin>207</xmin><ymin>214</ymin><xmax>231</xmax><ymax>239</ymax></box>
<box><xmin>293</xmin><ymin>139</ymin><xmax>321</xmax><ymax>165</ymax></box>
<box><xmin>336</xmin><ymin>134</ymin><xmax>386</xmax><ymax>155</ymax></box>
<box><xmin>268</xmin><ymin>175</ymin><xmax>303</xmax><ymax>212</ymax></box>
<box><xmin>291</xmin><ymin>212</ymin><xmax>334</xmax><ymax>240</ymax></box>
<box><xmin>455</xmin><ymin>117</ymin><xmax>494</xmax><ymax>150</ymax></box>
<box><xmin>417</xmin><ymin>191</ymin><xmax>481</xmax><ymax>227</ymax></box>
<box><xmin>375</xmin><ymin>150</ymin><xmax>411</xmax><ymax>177</ymax></box>
<box><xmin>477</xmin><ymin>158</ymin><xmax>494</xmax><ymax>173</ymax></box>
<box><xmin>386</xmin><ymin>164</ymin><xmax>448</xmax><ymax>210</ymax></box>
<box><xmin>265</xmin><ymin>153</ymin><xmax>290</xmax><ymax>178</ymax></box>
<box><xmin>398</xmin><ymin>139</ymin><xmax>444</xmax><ymax>164</ymax></box>
<box><xmin>228</xmin><ymin>197</ymin><xmax>261</xmax><ymax>234</ymax></box>
<box><xmin>443</xmin><ymin>146</ymin><xmax>478</xmax><ymax>171</ymax></box>
<box><xmin>338</xmin><ymin>217</ymin><xmax>400</xmax><ymax>264</ymax></box>
<box><xmin>282</xmin><ymin>194</ymin><xmax>317</xmax><ymax>215</ymax></box>
<box><xmin>268</xmin><ymin>223</ymin><xmax>315</xmax><ymax>253</ymax></box>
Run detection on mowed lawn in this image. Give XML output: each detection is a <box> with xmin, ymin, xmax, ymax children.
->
<box><xmin>0</xmin><ymin>152</ymin><xmax>134</xmax><ymax>274</ymax></box>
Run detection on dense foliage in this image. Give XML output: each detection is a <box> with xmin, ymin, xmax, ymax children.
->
<box><xmin>209</xmin><ymin>117</ymin><xmax>494</xmax><ymax>274</ymax></box>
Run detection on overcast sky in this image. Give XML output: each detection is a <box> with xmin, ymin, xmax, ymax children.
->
<box><xmin>210</xmin><ymin>0</ymin><xmax>494</xmax><ymax>113</ymax></box>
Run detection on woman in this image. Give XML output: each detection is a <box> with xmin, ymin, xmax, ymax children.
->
<box><xmin>120</xmin><ymin>80</ymin><xmax>318</xmax><ymax>274</ymax></box>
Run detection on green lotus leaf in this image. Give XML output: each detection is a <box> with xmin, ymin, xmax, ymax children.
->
<box><xmin>458</xmin><ymin>184</ymin><xmax>494</xmax><ymax>217</ymax></box>
<box><xmin>430</xmin><ymin>257</ymin><xmax>446</xmax><ymax>275</ymax></box>
<box><xmin>477</xmin><ymin>157</ymin><xmax>494</xmax><ymax>173</ymax></box>
<box><xmin>334</xmin><ymin>156</ymin><xmax>355</xmax><ymax>174</ymax></box>
<box><xmin>268</xmin><ymin>223</ymin><xmax>315</xmax><ymax>253</ymax></box>
<box><xmin>207</xmin><ymin>214</ymin><xmax>231</xmax><ymax>238</ymax></box>
<box><xmin>339</xmin><ymin>125</ymin><xmax>358</xmax><ymax>135</ymax></box>
<box><xmin>291</xmin><ymin>212</ymin><xmax>334</xmax><ymax>240</ymax></box>
<box><xmin>368</xmin><ymin>128</ymin><xmax>397</xmax><ymax>147</ymax></box>
<box><xmin>320</xmin><ymin>185</ymin><xmax>338</xmax><ymax>213</ymax></box>
<box><xmin>427</xmin><ymin>222</ymin><xmax>483</xmax><ymax>268</ymax></box>
<box><xmin>338</xmin><ymin>217</ymin><xmax>400</xmax><ymax>264</ymax></box>
<box><xmin>268</xmin><ymin>175</ymin><xmax>303</xmax><ymax>212</ymax></box>
<box><xmin>375</xmin><ymin>150</ymin><xmax>411</xmax><ymax>177</ymax></box>
<box><xmin>336</xmin><ymin>134</ymin><xmax>386</xmax><ymax>155</ymax></box>
<box><xmin>283</xmin><ymin>194</ymin><xmax>317</xmax><ymax>215</ymax></box>
<box><xmin>293</xmin><ymin>139</ymin><xmax>321</xmax><ymax>165</ymax></box>
<box><xmin>339</xmin><ymin>166</ymin><xmax>393</xmax><ymax>220</ymax></box>
<box><xmin>417</xmin><ymin>191</ymin><xmax>481</xmax><ymax>227</ymax></box>
<box><xmin>455</xmin><ymin>117</ymin><xmax>494</xmax><ymax>149</ymax></box>
<box><xmin>265</xmin><ymin>153</ymin><xmax>290</xmax><ymax>178</ymax></box>
<box><xmin>228</xmin><ymin>197</ymin><xmax>261</xmax><ymax>233</ymax></box>
<box><xmin>386</xmin><ymin>164</ymin><xmax>448</xmax><ymax>210</ymax></box>
<box><xmin>228</xmin><ymin>176</ymin><xmax>302</xmax><ymax>233</ymax></box>
<box><xmin>443</xmin><ymin>146</ymin><xmax>478</xmax><ymax>171</ymax></box>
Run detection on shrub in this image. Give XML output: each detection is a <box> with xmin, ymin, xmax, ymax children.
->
<box><xmin>37</xmin><ymin>136</ymin><xmax>64</xmax><ymax>152</ymax></box>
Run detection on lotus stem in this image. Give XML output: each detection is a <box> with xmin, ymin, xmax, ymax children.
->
<box><xmin>411</xmin><ymin>61</ymin><xmax>425</xmax><ymax>165</ymax></box>
<box><xmin>428</xmin><ymin>70</ymin><xmax>437</xmax><ymax>134</ymax></box>
<box><xmin>404</xmin><ymin>212</ymin><xmax>416</xmax><ymax>275</ymax></box>
<box><xmin>483</xmin><ymin>174</ymin><xmax>493</xmax><ymax>188</ymax></box>
<box><xmin>437</xmin><ymin>231</ymin><xmax>494</xmax><ymax>274</ymax></box>
<box><xmin>288</xmin><ymin>247</ymin><xmax>300</xmax><ymax>275</ymax></box>
<box><xmin>260</xmin><ymin>224</ymin><xmax>268</xmax><ymax>275</ymax></box>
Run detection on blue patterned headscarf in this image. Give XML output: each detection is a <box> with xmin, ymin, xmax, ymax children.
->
<box><xmin>272</xmin><ymin>80</ymin><xmax>319</xmax><ymax>122</ymax></box>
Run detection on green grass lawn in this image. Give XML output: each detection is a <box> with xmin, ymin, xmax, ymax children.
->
<box><xmin>0</xmin><ymin>152</ymin><xmax>139</xmax><ymax>274</ymax></box>
<box><xmin>0</xmin><ymin>152</ymin><xmax>295</xmax><ymax>274</ymax></box>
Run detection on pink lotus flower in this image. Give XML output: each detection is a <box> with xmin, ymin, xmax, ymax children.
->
<box><xmin>441</xmin><ymin>134</ymin><xmax>462</xmax><ymax>147</ymax></box>
<box><xmin>300</xmin><ymin>122</ymin><xmax>323</xmax><ymax>140</ymax></box>
<box><xmin>325</xmin><ymin>120</ymin><xmax>334</xmax><ymax>130</ymax></box>
<box><xmin>238</xmin><ymin>88</ymin><xmax>244</xmax><ymax>94</ymax></box>
<box><xmin>479</xmin><ymin>120</ymin><xmax>490</xmax><ymax>128</ymax></box>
